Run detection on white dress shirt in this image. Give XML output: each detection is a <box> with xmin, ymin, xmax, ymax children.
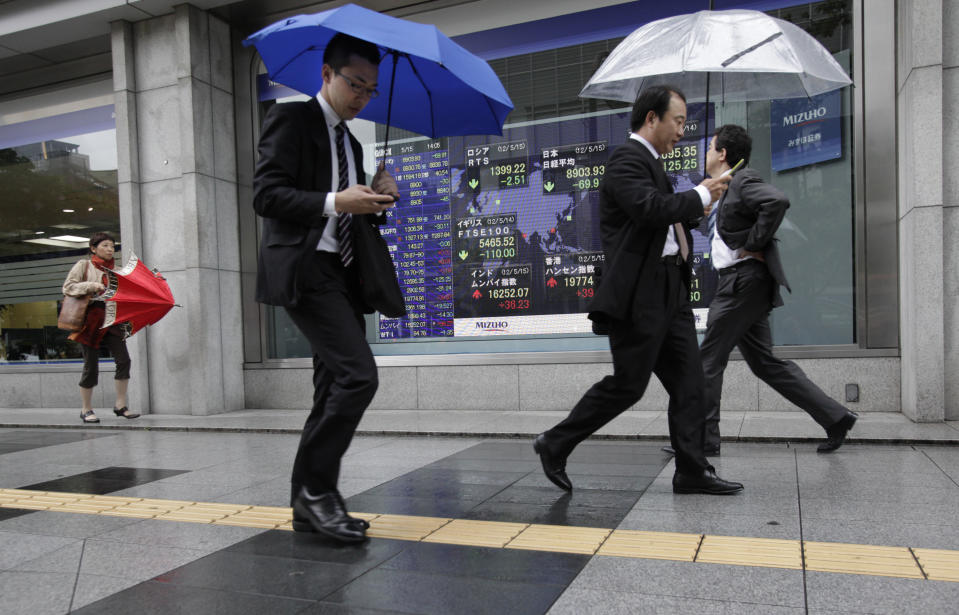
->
<box><xmin>629</xmin><ymin>133</ymin><xmax>710</xmax><ymax>257</ymax></box>
<box><xmin>709</xmin><ymin>210</ymin><xmax>749</xmax><ymax>270</ymax></box>
<box><xmin>708</xmin><ymin>167</ymin><xmax>752</xmax><ymax>271</ymax></box>
<box><xmin>315</xmin><ymin>94</ymin><xmax>358</xmax><ymax>253</ymax></box>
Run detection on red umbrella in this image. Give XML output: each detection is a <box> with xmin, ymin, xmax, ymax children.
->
<box><xmin>99</xmin><ymin>253</ymin><xmax>176</xmax><ymax>335</ymax></box>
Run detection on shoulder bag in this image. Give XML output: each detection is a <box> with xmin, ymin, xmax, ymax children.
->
<box><xmin>57</xmin><ymin>262</ymin><xmax>93</xmax><ymax>331</ymax></box>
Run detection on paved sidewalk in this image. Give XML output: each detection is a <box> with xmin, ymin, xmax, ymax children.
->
<box><xmin>1</xmin><ymin>429</ymin><xmax>958</xmax><ymax>614</ymax></box>
<box><xmin>1</xmin><ymin>408</ymin><xmax>958</xmax><ymax>444</ymax></box>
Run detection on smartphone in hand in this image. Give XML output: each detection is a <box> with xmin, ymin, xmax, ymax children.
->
<box><xmin>721</xmin><ymin>159</ymin><xmax>745</xmax><ymax>177</ymax></box>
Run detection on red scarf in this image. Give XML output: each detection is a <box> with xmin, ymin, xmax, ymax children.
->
<box><xmin>90</xmin><ymin>254</ymin><xmax>115</xmax><ymax>284</ymax></box>
<box><xmin>69</xmin><ymin>256</ymin><xmax>116</xmax><ymax>348</ymax></box>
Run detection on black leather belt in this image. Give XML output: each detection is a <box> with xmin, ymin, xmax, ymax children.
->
<box><xmin>660</xmin><ymin>254</ymin><xmax>683</xmax><ymax>266</ymax></box>
<box><xmin>718</xmin><ymin>259</ymin><xmax>762</xmax><ymax>275</ymax></box>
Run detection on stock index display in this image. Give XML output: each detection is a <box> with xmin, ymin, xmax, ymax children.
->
<box><xmin>375</xmin><ymin>103</ymin><xmax>715</xmax><ymax>340</ymax></box>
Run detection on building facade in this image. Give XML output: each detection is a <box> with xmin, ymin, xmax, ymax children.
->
<box><xmin>0</xmin><ymin>0</ymin><xmax>953</xmax><ymax>423</ymax></box>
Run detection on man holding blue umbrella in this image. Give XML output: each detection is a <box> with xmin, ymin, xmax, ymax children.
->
<box><xmin>253</xmin><ymin>33</ymin><xmax>399</xmax><ymax>543</ymax></box>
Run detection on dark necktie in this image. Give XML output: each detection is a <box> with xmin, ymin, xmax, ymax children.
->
<box><xmin>707</xmin><ymin>204</ymin><xmax>719</xmax><ymax>238</ymax></box>
<box><xmin>334</xmin><ymin>122</ymin><xmax>354</xmax><ymax>267</ymax></box>
<box><xmin>673</xmin><ymin>223</ymin><xmax>690</xmax><ymax>262</ymax></box>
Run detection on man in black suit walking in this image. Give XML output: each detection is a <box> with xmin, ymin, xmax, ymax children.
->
<box><xmin>699</xmin><ymin>124</ymin><xmax>857</xmax><ymax>455</ymax></box>
<box><xmin>253</xmin><ymin>34</ymin><xmax>399</xmax><ymax>542</ymax></box>
<box><xmin>533</xmin><ymin>86</ymin><xmax>743</xmax><ymax>495</ymax></box>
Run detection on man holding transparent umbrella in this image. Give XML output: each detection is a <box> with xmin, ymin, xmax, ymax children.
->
<box><xmin>533</xmin><ymin>86</ymin><xmax>743</xmax><ymax>496</ymax></box>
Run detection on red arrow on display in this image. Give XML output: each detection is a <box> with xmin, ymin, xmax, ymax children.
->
<box><xmin>546</xmin><ymin>277</ymin><xmax>557</xmax><ymax>288</ymax></box>
<box><xmin>472</xmin><ymin>290</ymin><xmax>482</xmax><ymax>299</ymax></box>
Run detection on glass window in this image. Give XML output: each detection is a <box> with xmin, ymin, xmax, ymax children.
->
<box><xmin>252</xmin><ymin>0</ymin><xmax>856</xmax><ymax>358</ymax></box>
<box><xmin>0</xmin><ymin>105</ymin><xmax>120</xmax><ymax>363</ymax></box>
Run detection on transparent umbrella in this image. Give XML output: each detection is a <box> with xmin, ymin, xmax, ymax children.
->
<box><xmin>579</xmin><ymin>9</ymin><xmax>852</xmax><ymax>104</ymax></box>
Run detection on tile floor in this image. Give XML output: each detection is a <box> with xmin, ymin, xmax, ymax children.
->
<box><xmin>0</xmin><ymin>428</ymin><xmax>957</xmax><ymax>613</ymax></box>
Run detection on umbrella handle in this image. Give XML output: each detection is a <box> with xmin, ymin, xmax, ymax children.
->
<box><xmin>384</xmin><ymin>51</ymin><xmax>399</xmax><ymax>149</ymax></box>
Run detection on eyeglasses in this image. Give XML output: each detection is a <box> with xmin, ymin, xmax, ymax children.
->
<box><xmin>335</xmin><ymin>72</ymin><xmax>379</xmax><ymax>98</ymax></box>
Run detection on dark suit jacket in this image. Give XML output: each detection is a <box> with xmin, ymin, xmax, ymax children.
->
<box><xmin>252</xmin><ymin>98</ymin><xmax>370</xmax><ymax>308</ymax></box>
<box><xmin>716</xmin><ymin>167</ymin><xmax>792</xmax><ymax>305</ymax></box>
<box><xmin>589</xmin><ymin>139</ymin><xmax>704</xmax><ymax>325</ymax></box>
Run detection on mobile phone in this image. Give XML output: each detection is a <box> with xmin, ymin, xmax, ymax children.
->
<box><xmin>722</xmin><ymin>159</ymin><xmax>745</xmax><ymax>177</ymax></box>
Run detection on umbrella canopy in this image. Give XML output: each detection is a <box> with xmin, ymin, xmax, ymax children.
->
<box><xmin>580</xmin><ymin>9</ymin><xmax>852</xmax><ymax>103</ymax></box>
<box><xmin>99</xmin><ymin>253</ymin><xmax>175</xmax><ymax>336</ymax></box>
<box><xmin>243</xmin><ymin>3</ymin><xmax>513</xmax><ymax>139</ymax></box>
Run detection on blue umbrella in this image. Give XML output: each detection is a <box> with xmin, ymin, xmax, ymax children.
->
<box><xmin>243</xmin><ymin>3</ymin><xmax>513</xmax><ymax>144</ymax></box>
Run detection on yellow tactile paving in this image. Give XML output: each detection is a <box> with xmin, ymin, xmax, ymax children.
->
<box><xmin>507</xmin><ymin>524</ymin><xmax>611</xmax><ymax>555</ymax></box>
<box><xmin>424</xmin><ymin>519</ymin><xmax>527</xmax><ymax>548</ymax></box>
<box><xmin>214</xmin><ymin>517</ymin><xmax>284</xmax><ymax>529</ymax></box>
<box><xmin>912</xmin><ymin>548</ymin><xmax>959</xmax><ymax>582</ymax></box>
<box><xmin>366</xmin><ymin>514</ymin><xmax>451</xmax><ymax>541</ymax></box>
<box><xmin>696</xmin><ymin>535</ymin><xmax>803</xmax><ymax>570</ymax></box>
<box><xmin>598</xmin><ymin>529</ymin><xmax>703</xmax><ymax>561</ymax></box>
<box><xmin>3</xmin><ymin>487</ymin><xmax>959</xmax><ymax>583</ymax></box>
<box><xmin>804</xmin><ymin>541</ymin><xmax>925</xmax><ymax>579</ymax></box>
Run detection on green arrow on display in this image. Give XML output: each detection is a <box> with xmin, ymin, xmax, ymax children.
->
<box><xmin>468</xmin><ymin>179</ymin><xmax>479</xmax><ymax>189</ymax></box>
<box><xmin>458</xmin><ymin>250</ymin><xmax>469</xmax><ymax>260</ymax></box>
<box><xmin>544</xmin><ymin>181</ymin><xmax>555</xmax><ymax>192</ymax></box>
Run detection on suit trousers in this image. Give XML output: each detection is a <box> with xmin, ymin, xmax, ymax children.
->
<box><xmin>285</xmin><ymin>251</ymin><xmax>378</xmax><ymax>501</ymax></box>
<box><xmin>700</xmin><ymin>260</ymin><xmax>848</xmax><ymax>448</ymax></box>
<box><xmin>544</xmin><ymin>260</ymin><xmax>709</xmax><ymax>475</ymax></box>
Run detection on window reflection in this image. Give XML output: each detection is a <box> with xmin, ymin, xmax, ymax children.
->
<box><xmin>0</xmin><ymin>109</ymin><xmax>119</xmax><ymax>363</ymax></box>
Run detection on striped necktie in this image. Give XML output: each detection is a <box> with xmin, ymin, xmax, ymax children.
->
<box><xmin>334</xmin><ymin>122</ymin><xmax>353</xmax><ymax>267</ymax></box>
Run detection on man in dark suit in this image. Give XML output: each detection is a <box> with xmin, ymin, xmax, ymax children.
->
<box><xmin>533</xmin><ymin>86</ymin><xmax>743</xmax><ymax>495</ymax></box>
<box><xmin>699</xmin><ymin>124</ymin><xmax>857</xmax><ymax>455</ymax></box>
<box><xmin>253</xmin><ymin>34</ymin><xmax>399</xmax><ymax>543</ymax></box>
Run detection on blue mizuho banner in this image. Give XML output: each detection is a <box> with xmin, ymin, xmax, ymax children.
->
<box><xmin>770</xmin><ymin>90</ymin><xmax>842</xmax><ymax>172</ymax></box>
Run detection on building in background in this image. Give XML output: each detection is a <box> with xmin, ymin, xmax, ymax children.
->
<box><xmin>0</xmin><ymin>0</ymin><xmax>950</xmax><ymax>423</ymax></box>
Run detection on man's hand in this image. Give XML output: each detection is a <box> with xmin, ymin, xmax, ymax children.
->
<box><xmin>371</xmin><ymin>161</ymin><xmax>400</xmax><ymax>201</ymax></box>
<box><xmin>335</xmin><ymin>185</ymin><xmax>395</xmax><ymax>215</ymax></box>
<box><xmin>739</xmin><ymin>248</ymin><xmax>765</xmax><ymax>261</ymax></box>
<box><xmin>703</xmin><ymin>202</ymin><xmax>714</xmax><ymax>217</ymax></box>
<box><xmin>698</xmin><ymin>174</ymin><xmax>732</xmax><ymax>204</ymax></box>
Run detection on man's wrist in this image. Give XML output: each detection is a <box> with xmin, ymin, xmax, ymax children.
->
<box><xmin>694</xmin><ymin>184</ymin><xmax>711</xmax><ymax>207</ymax></box>
<box><xmin>324</xmin><ymin>192</ymin><xmax>339</xmax><ymax>217</ymax></box>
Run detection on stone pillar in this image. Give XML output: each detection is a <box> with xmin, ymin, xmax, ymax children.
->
<box><xmin>897</xmin><ymin>0</ymin><xmax>946</xmax><ymax>421</ymax></box>
<box><xmin>110</xmin><ymin>4</ymin><xmax>243</xmax><ymax>415</ymax></box>
<box><xmin>943</xmin><ymin>1</ymin><xmax>959</xmax><ymax>421</ymax></box>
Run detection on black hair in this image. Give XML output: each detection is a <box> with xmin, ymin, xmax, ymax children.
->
<box><xmin>629</xmin><ymin>85</ymin><xmax>686</xmax><ymax>132</ymax></box>
<box><xmin>712</xmin><ymin>124</ymin><xmax>752</xmax><ymax>167</ymax></box>
<box><xmin>89</xmin><ymin>232</ymin><xmax>116</xmax><ymax>251</ymax></box>
<box><xmin>323</xmin><ymin>33</ymin><xmax>381</xmax><ymax>71</ymax></box>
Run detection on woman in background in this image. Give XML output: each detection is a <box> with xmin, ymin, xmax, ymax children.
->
<box><xmin>62</xmin><ymin>232</ymin><xmax>139</xmax><ymax>423</ymax></box>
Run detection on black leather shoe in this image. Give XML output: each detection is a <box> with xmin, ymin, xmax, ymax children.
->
<box><xmin>292</xmin><ymin>514</ymin><xmax>368</xmax><ymax>533</ymax></box>
<box><xmin>663</xmin><ymin>445</ymin><xmax>719</xmax><ymax>456</ymax></box>
<box><xmin>672</xmin><ymin>468</ymin><xmax>743</xmax><ymax>495</ymax></box>
<box><xmin>292</xmin><ymin>488</ymin><xmax>367</xmax><ymax>543</ymax></box>
<box><xmin>818</xmin><ymin>411</ymin><xmax>858</xmax><ymax>453</ymax></box>
<box><xmin>533</xmin><ymin>434</ymin><xmax>572</xmax><ymax>491</ymax></box>
<box><xmin>113</xmin><ymin>406</ymin><xmax>140</xmax><ymax>419</ymax></box>
<box><xmin>292</xmin><ymin>491</ymin><xmax>369</xmax><ymax>533</ymax></box>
